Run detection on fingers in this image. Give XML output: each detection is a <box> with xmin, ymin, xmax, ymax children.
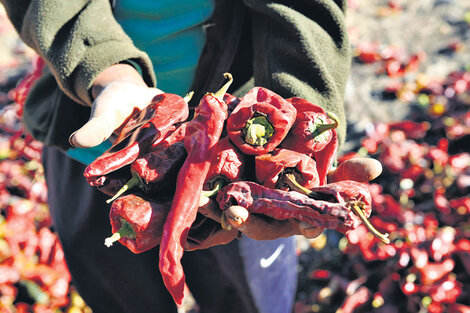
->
<box><xmin>69</xmin><ymin>83</ymin><xmax>162</xmax><ymax>148</ymax></box>
<box><xmin>298</xmin><ymin>221</ymin><xmax>324</xmax><ymax>239</ymax></box>
<box><xmin>185</xmin><ymin>228</ymin><xmax>239</xmax><ymax>251</ymax></box>
<box><xmin>327</xmin><ymin>157</ymin><xmax>383</xmax><ymax>183</ymax></box>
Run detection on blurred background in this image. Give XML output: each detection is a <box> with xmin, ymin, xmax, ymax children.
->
<box><xmin>1</xmin><ymin>1</ymin><xmax>469</xmax><ymax>312</ymax></box>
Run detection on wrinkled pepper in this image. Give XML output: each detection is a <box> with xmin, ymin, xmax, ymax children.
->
<box><xmin>255</xmin><ymin>148</ymin><xmax>319</xmax><ymax>191</ymax></box>
<box><xmin>159</xmin><ymin>74</ymin><xmax>231</xmax><ymax>306</ymax></box>
<box><xmin>226</xmin><ymin>87</ymin><xmax>296</xmax><ymax>155</ymax></box>
<box><xmin>83</xmin><ymin>93</ymin><xmax>190</xmax><ymax>177</ymax></box>
<box><xmin>217</xmin><ymin>181</ymin><xmax>371</xmax><ymax>235</ymax></box>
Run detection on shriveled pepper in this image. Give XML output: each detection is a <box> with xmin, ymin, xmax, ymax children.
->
<box><xmin>159</xmin><ymin>74</ymin><xmax>231</xmax><ymax>306</ymax></box>
<box><xmin>103</xmin><ymin>123</ymin><xmax>188</xmax><ymax>203</ymax></box>
<box><xmin>104</xmin><ymin>194</ymin><xmax>171</xmax><ymax>253</ymax></box>
<box><xmin>255</xmin><ymin>148</ymin><xmax>319</xmax><ymax>191</ymax></box>
<box><xmin>226</xmin><ymin>87</ymin><xmax>296</xmax><ymax>155</ymax></box>
<box><xmin>217</xmin><ymin>181</ymin><xmax>374</xmax><ymax>235</ymax></box>
<box><xmin>285</xmin><ymin>175</ymin><xmax>390</xmax><ymax>244</ymax></box>
<box><xmin>203</xmin><ymin>136</ymin><xmax>246</xmax><ymax>195</ymax></box>
<box><xmin>83</xmin><ymin>93</ymin><xmax>190</xmax><ymax>178</ymax></box>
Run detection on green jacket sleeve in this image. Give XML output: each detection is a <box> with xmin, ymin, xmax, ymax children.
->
<box><xmin>245</xmin><ymin>0</ymin><xmax>351</xmax><ymax>145</ymax></box>
<box><xmin>0</xmin><ymin>0</ymin><xmax>155</xmax><ymax>106</ymax></box>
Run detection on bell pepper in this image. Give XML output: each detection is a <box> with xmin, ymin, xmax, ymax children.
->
<box><xmin>226</xmin><ymin>87</ymin><xmax>296</xmax><ymax>155</ymax></box>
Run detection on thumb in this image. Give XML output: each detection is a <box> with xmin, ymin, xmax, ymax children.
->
<box><xmin>69</xmin><ymin>83</ymin><xmax>161</xmax><ymax>148</ymax></box>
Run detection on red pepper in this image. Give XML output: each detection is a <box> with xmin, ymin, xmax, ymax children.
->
<box><xmin>159</xmin><ymin>74</ymin><xmax>230</xmax><ymax>306</ymax></box>
<box><xmin>226</xmin><ymin>87</ymin><xmax>296</xmax><ymax>155</ymax></box>
<box><xmin>204</xmin><ymin>136</ymin><xmax>246</xmax><ymax>192</ymax></box>
<box><xmin>255</xmin><ymin>148</ymin><xmax>319</xmax><ymax>190</ymax></box>
<box><xmin>217</xmin><ymin>180</ymin><xmax>389</xmax><ymax>241</ymax></box>
<box><xmin>104</xmin><ymin>194</ymin><xmax>171</xmax><ymax>253</ymax></box>
<box><xmin>280</xmin><ymin>97</ymin><xmax>339</xmax><ymax>156</ymax></box>
<box><xmin>84</xmin><ymin>93</ymin><xmax>190</xmax><ymax>177</ymax></box>
<box><xmin>337</xmin><ymin>286</ymin><xmax>371</xmax><ymax>313</ymax></box>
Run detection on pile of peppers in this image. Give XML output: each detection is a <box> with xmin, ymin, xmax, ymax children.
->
<box><xmin>0</xmin><ymin>56</ymin><xmax>92</xmax><ymax>312</ymax></box>
<box><xmin>80</xmin><ymin>72</ymin><xmax>391</xmax><ymax>307</ymax></box>
<box><xmin>293</xmin><ymin>52</ymin><xmax>470</xmax><ymax>313</ymax></box>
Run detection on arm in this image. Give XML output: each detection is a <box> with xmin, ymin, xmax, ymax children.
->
<box><xmin>0</xmin><ymin>0</ymin><xmax>156</xmax><ymax>106</ymax></box>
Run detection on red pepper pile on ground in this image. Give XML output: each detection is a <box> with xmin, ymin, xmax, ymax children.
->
<box><xmin>294</xmin><ymin>63</ymin><xmax>470</xmax><ymax>313</ymax></box>
<box><xmin>0</xmin><ymin>57</ymin><xmax>92</xmax><ymax>312</ymax></box>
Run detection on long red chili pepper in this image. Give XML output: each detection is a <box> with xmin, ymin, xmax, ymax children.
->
<box><xmin>216</xmin><ymin>181</ymin><xmax>365</xmax><ymax>234</ymax></box>
<box><xmin>83</xmin><ymin>93</ymin><xmax>190</xmax><ymax>178</ymax></box>
<box><xmin>159</xmin><ymin>74</ymin><xmax>231</xmax><ymax>306</ymax></box>
<box><xmin>285</xmin><ymin>174</ymin><xmax>390</xmax><ymax>243</ymax></box>
<box><xmin>255</xmin><ymin>148</ymin><xmax>320</xmax><ymax>191</ymax></box>
<box><xmin>104</xmin><ymin>194</ymin><xmax>171</xmax><ymax>253</ymax></box>
<box><xmin>226</xmin><ymin>87</ymin><xmax>296</xmax><ymax>155</ymax></box>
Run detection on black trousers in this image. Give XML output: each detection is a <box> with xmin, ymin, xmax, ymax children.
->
<box><xmin>42</xmin><ymin>146</ymin><xmax>259</xmax><ymax>313</ymax></box>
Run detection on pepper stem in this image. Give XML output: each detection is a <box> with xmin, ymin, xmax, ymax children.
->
<box><xmin>244</xmin><ymin>115</ymin><xmax>275</xmax><ymax>146</ymax></box>
<box><xmin>220</xmin><ymin>212</ymin><xmax>232</xmax><ymax>231</ymax></box>
<box><xmin>184</xmin><ymin>91</ymin><xmax>194</xmax><ymax>103</ymax></box>
<box><xmin>104</xmin><ymin>221</ymin><xmax>136</xmax><ymax>247</ymax></box>
<box><xmin>350</xmin><ymin>203</ymin><xmax>390</xmax><ymax>244</ymax></box>
<box><xmin>106</xmin><ymin>174</ymin><xmax>141</xmax><ymax>204</ymax></box>
<box><xmin>284</xmin><ymin>174</ymin><xmax>390</xmax><ymax>244</ymax></box>
<box><xmin>310</xmin><ymin>112</ymin><xmax>339</xmax><ymax>138</ymax></box>
<box><xmin>213</xmin><ymin>73</ymin><xmax>233</xmax><ymax>101</ymax></box>
<box><xmin>201</xmin><ymin>179</ymin><xmax>224</xmax><ymax>198</ymax></box>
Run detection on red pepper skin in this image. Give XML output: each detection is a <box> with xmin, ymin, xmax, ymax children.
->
<box><xmin>279</xmin><ymin>97</ymin><xmax>339</xmax><ymax>185</ymax></box>
<box><xmin>223</xmin><ymin>93</ymin><xmax>240</xmax><ymax>113</ymax></box>
<box><xmin>86</xmin><ymin>169</ymin><xmax>131</xmax><ymax>196</ymax></box>
<box><xmin>216</xmin><ymin>181</ymin><xmax>370</xmax><ymax>233</ymax></box>
<box><xmin>255</xmin><ymin>149</ymin><xmax>319</xmax><ymax>190</ymax></box>
<box><xmin>131</xmin><ymin>141</ymin><xmax>187</xmax><ymax>195</ymax></box>
<box><xmin>109</xmin><ymin>195</ymin><xmax>171</xmax><ymax>253</ymax></box>
<box><xmin>205</xmin><ymin>136</ymin><xmax>246</xmax><ymax>185</ymax></box>
<box><xmin>159</xmin><ymin>92</ymin><xmax>227</xmax><ymax>306</ymax></box>
<box><xmin>84</xmin><ymin>93</ymin><xmax>189</xmax><ymax>177</ymax></box>
<box><xmin>226</xmin><ymin>87</ymin><xmax>296</xmax><ymax>155</ymax></box>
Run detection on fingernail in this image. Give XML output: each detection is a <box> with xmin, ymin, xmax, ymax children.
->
<box><xmin>68</xmin><ymin>131</ymin><xmax>78</xmax><ymax>148</ymax></box>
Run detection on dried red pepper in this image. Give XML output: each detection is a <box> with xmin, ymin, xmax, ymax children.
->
<box><xmin>226</xmin><ymin>87</ymin><xmax>296</xmax><ymax>155</ymax></box>
<box><xmin>203</xmin><ymin>136</ymin><xmax>246</xmax><ymax>193</ymax></box>
<box><xmin>255</xmin><ymin>148</ymin><xmax>319</xmax><ymax>191</ymax></box>
<box><xmin>216</xmin><ymin>180</ymin><xmax>386</xmax><ymax>238</ymax></box>
<box><xmin>104</xmin><ymin>194</ymin><xmax>171</xmax><ymax>253</ymax></box>
<box><xmin>83</xmin><ymin>93</ymin><xmax>190</xmax><ymax>178</ymax></box>
<box><xmin>159</xmin><ymin>74</ymin><xmax>231</xmax><ymax>306</ymax></box>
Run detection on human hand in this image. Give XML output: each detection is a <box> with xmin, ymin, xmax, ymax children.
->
<box><xmin>69</xmin><ymin>64</ymin><xmax>163</xmax><ymax>148</ymax></box>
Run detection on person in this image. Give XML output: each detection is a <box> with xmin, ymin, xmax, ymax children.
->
<box><xmin>0</xmin><ymin>1</ymin><xmax>363</xmax><ymax>312</ymax></box>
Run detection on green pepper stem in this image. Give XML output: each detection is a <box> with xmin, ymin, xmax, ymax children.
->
<box><xmin>213</xmin><ymin>73</ymin><xmax>233</xmax><ymax>101</ymax></box>
<box><xmin>244</xmin><ymin>115</ymin><xmax>275</xmax><ymax>146</ymax></box>
<box><xmin>201</xmin><ymin>179</ymin><xmax>224</xmax><ymax>198</ymax></box>
<box><xmin>104</xmin><ymin>221</ymin><xmax>136</xmax><ymax>247</ymax></box>
<box><xmin>310</xmin><ymin>112</ymin><xmax>339</xmax><ymax>138</ymax></box>
<box><xmin>106</xmin><ymin>174</ymin><xmax>141</xmax><ymax>204</ymax></box>
<box><xmin>284</xmin><ymin>173</ymin><xmax>390</xmax><ymax>244</ymax></box>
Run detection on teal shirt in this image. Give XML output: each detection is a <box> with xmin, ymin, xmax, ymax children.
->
<box><xmin>114</xmin><ymin>0</ymin><xmax>215</xmax><ymax>96</ymax></box>
<box><xmin>67</xmin><ymin>0</ymin><xmax>214</xmax><ymax>164</ymax></box>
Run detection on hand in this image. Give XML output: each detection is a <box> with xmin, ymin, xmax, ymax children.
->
<box><xmin>69</xmin><ymin>64</ymin><xmax>163</xmax><ymax>148</ymax></box>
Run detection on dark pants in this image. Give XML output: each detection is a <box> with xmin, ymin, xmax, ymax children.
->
<box><xmin>42</xmin><ymin>146</ymin><xmax>297</xmax><ymax>313</ymax></box>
